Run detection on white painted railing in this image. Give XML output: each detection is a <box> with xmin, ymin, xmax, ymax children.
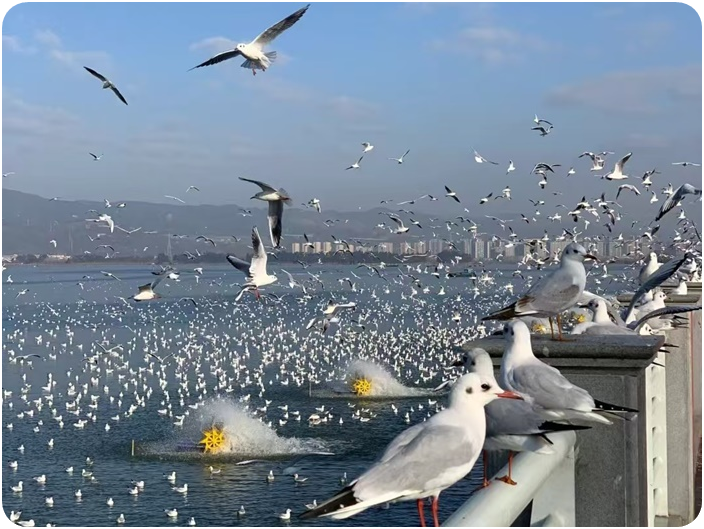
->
<box><xmin>446</xmin><ymin>287</ymin><xmax>701</xmax><ymax>526</ymax></box>
<box><xmin>443</xmin><ymin>432</ymin><xmax>576</xmax><ymax>527</ymax></box>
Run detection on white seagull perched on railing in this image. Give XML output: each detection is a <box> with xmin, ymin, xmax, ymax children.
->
<box><xmin>83</xmin><ymin>67</ymin><xmax>128</xmax><ymax>105</ymax></box>
<box><xmin>190</xmin><ymin>4</ymin><xmax>310</xmax><ymax>75</ymax></box>
<box><xmin>300</xmin><ymin>373</ymin><xmax>521</xmax><ymax>526</ymax></box>
<box><xmin>238</xmin><ymin>177</ymin><xmax>290</xmax><ymax>248</ymax></box>
<box><xmin>227</xmin><ymin>227</ymin><xmax>277</xmax><ymax>299</ymax></box>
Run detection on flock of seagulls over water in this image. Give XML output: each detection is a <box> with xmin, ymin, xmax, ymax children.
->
<box><xmin>2</xmin><ymin>3</ymin><xmax>703</xmax><ymax>528</ymax></box>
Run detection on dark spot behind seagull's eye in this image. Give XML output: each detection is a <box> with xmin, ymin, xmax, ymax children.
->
<box><xmin>465</xmin><ymin>387</ymin><xmax>473</xmax><ymax>394</ymax></box>
<box><xmin>481</xmin><ymin>383</ymin><xmax>491</xmax><ymax>391</ymax></box>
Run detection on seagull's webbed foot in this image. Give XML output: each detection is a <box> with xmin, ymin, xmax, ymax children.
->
<box><xmin>252</xmin><ymin>69</ymin><xmax>257</xmax><ymax>76</ymax></box>
<box><xmin>496</xmin><ymin>475</ymin><xmax>518</xmax><ymax>486</ymax></box>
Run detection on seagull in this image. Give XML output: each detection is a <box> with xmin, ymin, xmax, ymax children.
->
<box><xmin>89</xmin><ymin>153</ymin><xmax>103</xmax><ymax>161</ymax></box>
<box><xmin>616</xmin><ymin>184</ymin><xmax>640</xmax><ymax>199</ymax></box>
<box><xmin>499</xmin><ymin>320</ymin><xmax>637</xmax><ymax>425</ymax></box>
<box><xmin>388</xmin><ymin>215</ymin><xmax>410</xmax><ymax>234</ymax></box>
<box><xmin>531</xmin><ymin>124</ymin><xmax>553</xmax><ymax>136</ymax></box>
<box><xmin>83</xmin><ymin>67</ymin><xmax>128</xmax><ymax>105</ymax></box>
<box><xmin>361</xmin><ymin>142</ymin><xmax>374</xmax><ymax>153</ymax></box>
<box><xmin>656</xmin><ymin>183</ymin><xmax>702</xmax><ymax>221</ymax></box>
<box><xmin>100</xmin><ymin>271</ymin><xmax>121</xmax><ymax>281</ymax></box>
<box><xmin>227</xmin><ymin>227</ymin><xmax>277</xmax><ymax>299</ymax></box>
<box><xmin>279</xmin><ymin>509</ymin><xmax>292</xmax><ymax>521</ymax></box>
<box><xmin>238</xmin><ymin>177</ymin><xmax>291</xmax><ymax>248</ymax></box>
<box><xmin>506</xmin><ymin>161</ymin><xmax>515</xmax><ymax>175</ymax></box>
<box><xmin>186</xmin><ymin>186</ymin><xmax>200</xmax><ymax>192</ymax></box>
<box><xmin>133</xmin><ymin>271</ymin><xmax>167</xmax><ymax>301</ymax></box>
<box><xmin>190</xmin><ymin>4</ymin><xmax>310</xmax><ymax>75</ymax></box>
<box><xmin>479</xmin><ymin>193</ymin><xmax>493</xmax><ymax>205</ymax></box>
<box><xmin>164</xmin><ymin>195</ymin><xmax>186</xmax><ymax>204</ymax></box>
<box><xmin>604</xmin><ymin>153</ymin><xmax>632</xmax><ymax>180</ymax></box>
<box><xmin>445</xmin><ymin>186</ymin><xmax>460</xmax><ymax>203</ymax></box>
<box><xmin>300</xmin><ymin>373</ymin><xmax>520</xmax><ymax>526</ymax></box>
<box><xmin>388</xmin><ymin>149</ymin><xmax>410</xmax><ymax>164</ymax></box>
<box><xmin>672</xmin><ymin>161</ymin><xmax>701</xmax><ymax>167</ymax></box>
<box><xmin>2</xmin><ymin>172</ymin><xmax>15</xmax><ymax>177</ymax></box>
<box><xmin>482</xmin><ymin>242</ymin><xmax>597</xmax><ymax>339</ymax></box>
<box><xmin>473</xmin><ymin>150</ymin><xmax>499</xmax><ymax>165</ymax></box>
<box><xmin>307</xmin><ymin>198</ymin><xmax>321</xmax><ymax>213</ymax></box>
<box><xmin>346</xmin><ymin>156</ymin><xmax>364</xmax><ymax>170</ymax></box>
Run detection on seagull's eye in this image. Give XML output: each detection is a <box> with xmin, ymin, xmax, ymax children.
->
<box><xmin>481</xmin><ymin>383</ymin><xmax>491</xmax><ymax>391</ymax></box>
<box><xmin>465</xmin><ymin>387</ymin><xmax>473</xmax><ymax>394</ymax></box>
<box><xmin>470</xmin><ymin>360</ymin><xmax>475</xmax><ymax>367</ymax></box>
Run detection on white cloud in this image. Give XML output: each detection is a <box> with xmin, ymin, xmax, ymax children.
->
<box><xmin>430</xmin><ymin>26</ymin><xmax>548</xmax><ymax>65</ymax></box>
<box><xmin>31</xmin><ymin>29</ymin><xmax>111</xmax><ymax>72</ymax></box>
<box><xmin>2</xmin><ymin>95</ymin><xmax>82</xmax><ymax>139</ymax></box>
<box><xmin>189</xmin><ymin>36</ymin><xmax>237</xmax><ymax>53</ymax></box>
<box><xmin>34</xmin><ymin>29</ymin><xmax>62</xmax><ymax>48</ymax></box>
<box><xmin>546</xmin><ymin>65</ymin><xmax>702</xmax><ymax>114</ymax></box>
<box><xmin>3</xmin><ymin>35</ymin><xmax>35</xmax><ymax>53</ymax></box>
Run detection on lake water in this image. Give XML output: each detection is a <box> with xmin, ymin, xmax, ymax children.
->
<box><xmin>1</xmin><ymin>261</ymin><xmax>628</xmax><ymax>526</ymax></box>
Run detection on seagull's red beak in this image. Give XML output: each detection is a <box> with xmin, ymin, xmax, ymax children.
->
<box><xmin>496</xmin><ymin>390</ymin><xmax>523</xmax><ymax>400</ymax></box>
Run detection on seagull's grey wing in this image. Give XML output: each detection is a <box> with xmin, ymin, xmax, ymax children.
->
<box><xmin>190</xmin><ymin>49</ymin><xmax>242</xmax><ymax>70</ymax></box>
<box><xmin>656</xmin><ymin>189</ymin><xmax>681</xmax><ymax>221</ymax></box>
<box><xmin>403</xmin><ymin>149</ymin><xmax>411</xmax><ymax>158</ymax></box>
<box><xmin>226</xmin><ymin>254</ymin><xmax>251</xmax><ymax>275</ymax></box>
<box><xmin>388</xmin><ymin>216</ymin><xmax>403</xmax><ymax>227</ymax></box>
<box><xmin>238</xmin><ymin>177</ymin><xmax>277</xmax><ymax>194</ymax></box>
<box><xmin>616</xmin><ymin>152</ymin><xmax>632</xmax><ymax>171</ymax></box>
<box><xmin>268</xmin><ymin>201</ymin><xmax>284</xmax><ymax>248</ymax></box>
<box><xmin>631</xmin><ymin>305</ymin><xmax>702</xmax><ymax>332</ymax></box>
<box><xmin>354</xmin><ymin>424</ymin><xmax>479</xmax><ymax>502</ymax></box>
<box><xmin>249</xmin><ymin>227</ymin><xmax>268</xmax><ymax>275</ymax></box>
<box><xmin>83</xmin><ymin>66</ymin><xmax>107</xmax><ymax>82</ymax></box>
<box><xmin>251</xmin><ymin>4</ymin><xmax>310</xmax><ymax>48</ymax></box>
<box><xmin>509</xmin><ymin>363</ymin><xmax>594</xmax><ymax>411</ymax></box>
<box><xmin>150</xmin><ymin>272</ymin><xmax>168</xmax><ymax>290</ymax></box>
<box><xmin>110</xmin><ymin>86</ymin><xmax>128</xmax><ymax>105</ymax></box>
<box><xmin>486</xmin><ymin>399</ymin><xmax>547</xmax><ymax>436</ymax></box>
<box><xmin>376</xmin><ymin>422</ymin><xmax>425</xmax><ymax>463</ymax></box>
<box><xmin>518</xmin><ymin>272</ymin><xmax>581</xmax><ymax>315</ymax></box>
<box><xmin>625</xmin><ymin>254</ymin><xmax>688</xmax><ymax>320</ymax></box>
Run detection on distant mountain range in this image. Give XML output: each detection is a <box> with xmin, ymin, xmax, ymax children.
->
<box><xmin>1</xmin><ymin>189</ymin><xmax>636</xmax><ymax>257</ymax></box>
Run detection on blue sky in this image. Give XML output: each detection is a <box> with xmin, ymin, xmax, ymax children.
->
<box><xmin>2</xmin><ymin>2</ymin><xmax>702</xmax><ymax>218</ymax></box>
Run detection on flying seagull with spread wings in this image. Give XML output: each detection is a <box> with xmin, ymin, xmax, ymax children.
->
<box><xmin>226</xmin><ymin>227</ymin><xmax>278</xmax><ymax>299</ymax></box>
<box><xmin>190</xmin><ymin>4</ymin><xmax>310</xmax><ymax>75</ymax></box>
<box><xmin>238</xmin><ymin>177</ymin><xmax>291</xmax><ymax>248</ymax></box>
<box><xmin>83</xmin><ymin>67</ymin><xmax>128</xmax><ymax>105</ymax></box>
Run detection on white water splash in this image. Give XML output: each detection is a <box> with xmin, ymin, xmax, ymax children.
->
<box><xmin>338</xmin><ymin>359</ymin><xmax>428</xmax><ymax>397</ymax></box>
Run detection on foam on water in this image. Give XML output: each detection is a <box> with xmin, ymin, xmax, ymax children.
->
<box><xmin>141</xmin><ymin>398</ymin><xmax>330</xmax><ymax>459</ymax></box>
<box><xmin>337</xmin><ymin>359</ymin><xmax>430</xmax><ymax>397</ymax></box>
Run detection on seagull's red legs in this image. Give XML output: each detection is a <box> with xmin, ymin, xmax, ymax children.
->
<box><xmin>431</xmin><ymin>497</ymin><xmax>440</xmax><ymax>527</ymax></box>
<box><xmin>417</xmin><ymin>499</ymin><xmax>426</xmax><ymax>527</ymax></box>
<box><xmin>497</xmin><ymin>451</ymin><xmax>517</xmax><ymax>485</ymax></box>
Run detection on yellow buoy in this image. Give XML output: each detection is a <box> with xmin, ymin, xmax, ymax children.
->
<box><xmin>351</xmin><ymin>376</ymin><xmax>372</xmax><ymax>396</ymax></box>
<box><xmin>198</xmin><ymin>425</ymin><xmax>226</xmax><ymax>454</ymax></box>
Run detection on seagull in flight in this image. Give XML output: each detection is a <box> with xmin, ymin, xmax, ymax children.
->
<box><xmin>83</xmin><ymin>67</ymin><xmax>128</xmax><ymax>105</ymax></box>
<box><xmin>361</xmin><ymin>142</ymin><xmax>374</xmax><ymax>153</ymax></box>
<box><xmin>238</xmin><ymin>177</ymin><xmax>291</xmax><ymax>248</ymax></box>
<box><xmin>445</xmin><ymin>186</ymin><xmax>460</xmax><ymax>202</ymax></box>
<box><xmin>190</xmin><ymin>4</ymin><xmax>310</xmax><ymax>75</ymax></box>
<box><xmin>473</xmin><ymin>149</ymin><xmax>499</xmax><ymax>165</ymax></box>
<box><xmin>388</xmin><ymin>149</ymin><xmax>410</xmax><ymax>164</ymax></box>
<box><xmin>387</xmin><ymin>215</ymin><xmax>410</xmax><ymax>234</ymax></box>
<box><xmin>656</xmin><ymin>183</ymin><xmax>702</xmax><ymax>221</ymax></box>
<box><xmin>164</xmin><ymin>195</ymin><xmax>186</xmax><ymax>204</ymax></box>
<box><xmin>346</xmin><ymin>156</ymin><xmax>364</xmax><ymax>170</ymax></box>
<box><xmin>186</xmin><ymin>186</ymin><xmax>200</xmax><ymax>192</ymax></box>
<box><xmin>672</xmin><ymin>161</ymin><xmax>701</xmax><ymax>167</ymax></box>
<box><xmin>616</xmin><ymin>184</ymin><xmax>641</xmax><ymax>199</ymax></box>
<box><xmin>3</xmin><ymin>172</ymin><xmax>15</xmax><ymax>178</ymax></box>
<box><xmin>604</xmin><ymin>153</ymin><xmax>632</xmax><ymax>181</ymax></box>
<box><xmin>89</xmin><ymin>153</ymin><xmax>103</xmax><ymax>161</ymax></box>
<box><xmin>227</xmin><ymin>227</ymin><xmax>277</xmax><ymax>299</ymax></box>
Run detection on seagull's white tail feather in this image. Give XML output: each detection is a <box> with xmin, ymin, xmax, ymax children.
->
<box><xmin>240</xmin><ymin>59</ymin><xmax>267</xmax><ymax>70</ymax></box>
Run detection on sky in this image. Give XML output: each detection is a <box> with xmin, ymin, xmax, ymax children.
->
<box><xmin>2</xmin><ymin>2</ymin><xmax>702</xmax><ymax>220</ymax></box>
